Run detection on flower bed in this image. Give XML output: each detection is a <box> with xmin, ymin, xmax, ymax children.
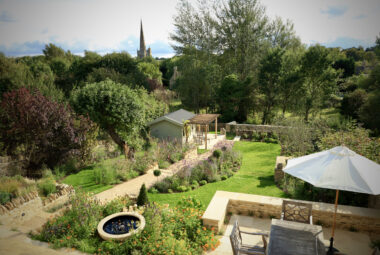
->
<box><xmin>32</xmin><ymin>193</ymin><xmax>219</xmax><ymax>254</ymax></box>
<box><xmin>150</xmin><ymin>142</ymin><xmax>242</xmax><ymax>194</ymax></box>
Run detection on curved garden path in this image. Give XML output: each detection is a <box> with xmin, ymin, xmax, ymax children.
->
<box><xmin>94</xmin><ymin>148</ymin><xmax>217</xmax><ymax>203</ymax></box>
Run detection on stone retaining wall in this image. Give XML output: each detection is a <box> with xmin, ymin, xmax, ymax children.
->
<box><xmin>0</xmin><ymin>183</ymin><xmax>74</xmax><ymax>216</ymax></box>
<box><xmin>226</xmin><ymin>123</ymin><xmax>290</xmax><ymax>135</ymax></box>
<box><xmin>203</xmin><ymin>191</ymin><xmax>380</xmax><ymax>234</ymax></box>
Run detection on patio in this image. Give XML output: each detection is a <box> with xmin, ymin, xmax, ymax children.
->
<box><xmin>210</xmin><ymin>215</ymin><xmax>373</xmax><ymax>255</ymax></box>
<box><xmin>197</xmin><ymin>133</ymin><xmax>226</xmax><ymax>150</ymax></box>
<box><xmin>203</xmin><ymin>191</ymin><xmax>380</xmax><ymax>255</ymax></box>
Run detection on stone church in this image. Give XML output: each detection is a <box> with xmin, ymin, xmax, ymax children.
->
<box><xmin>137</xmin><ymin>20</ymin><xmax>152</xmax><ymax>58</ymax></box>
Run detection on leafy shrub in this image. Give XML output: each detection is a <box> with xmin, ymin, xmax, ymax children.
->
<box><xmin>148</xmin><ymin>187</ymin><xmax>158</xmax><ymax>194</ymax></box>
<box><xmin>319</xmin><ymin>127</ymin><xmax>380</xmax><ymax>164</ymax></box>
<box><xmin>37</xmin><ymin>178</ymin><xmax>56</xmax><ymax>196</ymax></box>
<box><xmin>177</xmin><ymin>185</ymin><xmax>188</xmax><ymax>192</ymax></box>
<box><xmin>33</xmin><ymin>196</ymin><xmax>219</xmax><ymax>254</ymax></box>
<box><xmin>209</xmin><ymin>175</ymin><xmax>221</xmax><ymax>183</ymax></box>
<box><xmin>264</xmin><ymin>137</ymin><xmax>278</xmax><ymax>144</ymax></box>
<box><xmin>154</xmin><ymin>143</ymin><xmax>242</xmax><ymax>193</ymax></box>
<box><xmin>158</xmin><ymin>160</ymin><xmax>171</xmax><ymax>169</ymax></box>
<box><xmin>94</xmin><ymin>166</ymin><xmax>117</xmax><ymax>185</ymax></box>
<box><xmin>212</xmin><ymin>149</ymin><xmax>222</xmax><ymax>159</ymax></box>
<box><xmin>0</xmin><ymin>192</ymin><xmax>11</xmax><ymax>205</ymax></box>
<box><xmin>169</xmin><ymin>152</ymin><xmax>183</xmax><ymax>163</ymax></box>
<box><xmin>0</xmin><ymin>88</ymin><xmax>94</xmax><ymax>176</ymax></box>
<box><xmin>154</xmin><ymin>178</ymin><xmax>171</xmax><ymax>193</ymax></box>
<box><xmin>221</xmin><ymin>175</ymin><xmax>228</xmax><ymax>180</ymax></box>
<box><xmin>133</xmin><ymin>158</ymin><xmax>149</xmax><ymax>175</ymax></box>
<box><xmin>168</xmin><ymin>188</ymin><xmax>173</xmax><ymax>193</ymax></box>
<box><xmin>199</xmin><ymin>180</ymin><xmax>207</xmax><ymax>186</ymax></box>
<box><xmin>102</xmin><ymin>196</ymin><xmax>129</xmax><ymax>216</ymax></box>
<box><xmin>153</xmin><ymin>169</ymin><xmax>161</xmax><ymax>177</ymax></box>
<box><xmin>137</xmin><ymin>184</ymin><xmax>149</xmax><ymax>206</ymax></box>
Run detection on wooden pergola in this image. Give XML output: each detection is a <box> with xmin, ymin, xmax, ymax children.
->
<box><xmin>188</xmin><ymin>114</ymin><xmax>220</xmax><ymax>149</ymax></box>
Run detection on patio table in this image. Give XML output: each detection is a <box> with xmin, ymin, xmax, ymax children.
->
<box><xmin>267</xmin><ymin>219</ymin><xmax>326</xmax><ymax>255</ymax></box>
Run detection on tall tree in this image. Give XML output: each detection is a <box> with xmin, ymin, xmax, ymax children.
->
<box><xmin>0</xmin><ymin>88</ymin><xmax>92</xmax><ymax>175</ymax></box>
<box><xmin>217</xmin><ymin>74</ymin><xmax>253</xmax><ymax>122</ymax></box>
<box><xmin>278</xmin><ymin>47</ymin><xmax>304</xmax><ymax>115</ymax></box>
<box><xmin>70</xmin><ymin>79</ymin><xmax>164</xmax><ymax>158</ymax></box>
<box><xmin>175</xmin><ymin>47</ymin><xmax>222</xmax><ymax>113</ymax></box>
<box><xmin>257</xmin><ymin>48</ymin><xmax>284</xmax><ymax>124</ymax></box>
<box><xmin>299</xmin><ymin>45</ymin><xmax>338</xmax><ymax>121</ymax></box>
<box><xmin>215</xmin><ymin>0</ymin><xmax>269</xmax><ymax>79</ymax></box>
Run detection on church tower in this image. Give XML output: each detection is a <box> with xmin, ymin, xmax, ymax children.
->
<box><xmin>137</xmin><ymin>20</ymin><xmax>152</xmax><ymax>58</ymax></box>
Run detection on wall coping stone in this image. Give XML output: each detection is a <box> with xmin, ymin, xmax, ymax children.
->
<box><xmin>202</xmin><ymin>191</ymin><xmax>380</xmax><ymax>232</ymax></box>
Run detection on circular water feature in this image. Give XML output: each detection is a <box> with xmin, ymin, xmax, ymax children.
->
<box><xmin>97</xmin><ymin>212</ymin><xmax>145</xmax><ymax>241</ymax></box>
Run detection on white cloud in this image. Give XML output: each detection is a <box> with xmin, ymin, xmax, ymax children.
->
<box><xmin>0</xmin><ymin>0</ymin><xmax>379</xmax><ymax>57</ymax></box>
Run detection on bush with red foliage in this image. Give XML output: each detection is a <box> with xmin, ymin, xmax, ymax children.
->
<box><xmin>0</xmin><ymin>88</ymin><xmax>93</xmax><ymax>176</ymax></box>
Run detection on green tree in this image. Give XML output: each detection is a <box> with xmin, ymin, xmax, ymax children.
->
<box><xmin>137</xmin><ymin>183</ymin><xmax>149</xmax><ymax>206</ymax></box>
<box><xmin>299</xmin><ymin>45</ymin><xmax>338</xmax><ymax>121</ymax></box>
<box><xmin>257</xmin><ymin>48</ymin><xmax>284</xmax><ymax>124</ymax></box>
<box><xmin>70</xmin><ymin>79</ymin><xmax>162</xmax><ymax>158</ymax></box>
<box><xmin>43</xmin><ymin>43</ymin><xmax>65</xmax><ymax>60</ymax></box>
<box><xmin>215</xmin><ymin>0</ymin><xmax>269</xmax><ymax>79</ymax></box>
<box><xmin>217</xmin><ymin>74</ymin><xmax>253</xmax><ymax>122</ymax></box>
<box><xmin>358</xmin><ymin>64</ymin><xmax>380</xmax><ymax>133</ymax></box>
<box><xmin>278</xmin><ymin>47</ymin><xmax>304</xmax><ymax>115</ymax></box>
<box><xmin>0</xmin><ymin>88</ymin><xmax>92</xmax><ymax>175</ymax></box>
<box><xmin>175</xmin><ymin>48</ymin><xmax>222</xmax><ymax>113</ymax></box>
<box><xmin>268</xmin><ymin>17</ymin><xmax>301</xmax><ymax>50</ymax></box>
<box><xmin>137</xmin><ymin>62</ymin><xmax>162</xmax><ymax>83</ymax></box>
<box><xmin>340</xmin><ymin>89</ymin><xmax>367</xmax><ymax>119</ymax></box>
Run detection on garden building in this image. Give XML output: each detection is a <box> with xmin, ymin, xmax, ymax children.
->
<box><xmin>149</xmin><ymin>109</ymin><xmax>223</xmax><ymax>149</ymax></box>
<box><xmin>148</xmin><ymin>109</ymin><xmax>196</xmax><ymax>145</ymax></box>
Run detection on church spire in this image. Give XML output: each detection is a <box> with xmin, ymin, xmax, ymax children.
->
<box><xmin>139</xmin><ymin>20</ymin><xmax>146</xmax><ymax>51</ymax></box>
<box><xmin>137</xmin><ymin>20</ymin><xmax>152</xmax><ymax>59</ymax></box>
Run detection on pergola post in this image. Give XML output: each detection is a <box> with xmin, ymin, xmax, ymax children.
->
<box><xmin>205</xmin><ymin>125</ymin><xmax>208</xmax><ymax>150</ymax></box>
<box><xmin>215</xmin><ymin>117</ymin><xmax>218</xmax><ymax>138</ymax></box>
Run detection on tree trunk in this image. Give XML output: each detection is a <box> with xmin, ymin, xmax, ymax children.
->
<box><xmin>304</xmin><ymin>107</ymin><xmax>310</xmax><ymax>122</ymax></box>
<box><xmin>107</xmin><ymin>127</ymin><xmax>133</xmax><ymax>159</ymax></box>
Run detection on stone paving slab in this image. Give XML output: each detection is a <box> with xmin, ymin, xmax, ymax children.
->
<box><xmin>208</xmin><ymin>215</ymin><xmax>373</xmax><ymax>255</ymax></box>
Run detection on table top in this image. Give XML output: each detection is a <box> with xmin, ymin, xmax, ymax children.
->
<box><xmin>267</xmin><ymin>219</ymin><xmax>326</xmax><ymax>255</ymax></box>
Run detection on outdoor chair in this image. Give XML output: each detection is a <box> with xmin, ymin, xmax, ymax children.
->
<box><xmin>230</xmin><ymin>220</ymin><xmax>268</xmax><ymax>255</ymax></box>
<box><xmin>281</xmin><ymin>200</ymin><xmax>313</xmax><ymax>224</ymax></box>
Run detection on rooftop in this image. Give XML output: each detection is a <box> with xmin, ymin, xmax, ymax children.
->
<box><xmin>148</xmin><ymin>109</ymin><xmax>195</xmax><ymax>126</ymax></box>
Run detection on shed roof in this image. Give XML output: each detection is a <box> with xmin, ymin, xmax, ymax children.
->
<box><xmin>148</xmin><ymin>109</ymin><xmax>196</xmax><ymax>126</ymax></box>
<box><xmin>188</xmin><ymin>114</ymin><xmax>220</xmax><ymax>125</ymax></box>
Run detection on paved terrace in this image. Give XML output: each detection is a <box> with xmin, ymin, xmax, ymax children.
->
<box><xmin>203</xmin><ymin>191</ymin><xmax>380</xmax><ymax>254</ymax></box>
<box><xmin>209</xmin><ymin>215</ymin><xmax>373</xmax><ymax>255</ymax></box>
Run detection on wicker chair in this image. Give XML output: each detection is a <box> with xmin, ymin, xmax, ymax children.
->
<box><xmin>230</xmin><ymin>220</ymin><xmax>268</xmax><ymax>255</ymax></box>
<box><xmin>281</xmin><ymin>200</ymin><xmax>313</xmax><ymax>225</ymax></box>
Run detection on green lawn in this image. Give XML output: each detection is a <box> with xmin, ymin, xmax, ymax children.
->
<box><xmin>63</xmin><ymin>168</ymin><xmax>113</xmax><ymax>194</ymax></box>
<box><xmin>148</xmin><ymin>141</ymin><xmax>287</xmax><ymax>208</ymax></box>
<box><xmin>63</xmin><ymin>156</ymin><xmax>125</xmax><ymax>194</ymax></box>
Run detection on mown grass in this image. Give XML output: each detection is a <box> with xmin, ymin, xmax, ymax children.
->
<box><xmin>149</xmin><ymin>141</ymin><xmax>287</xmax><ymax>208</ymax></box>
<box><xmin>62</xmin><ymin>156</ymin><xmax>125</xmax><ymax>194</ymax></box>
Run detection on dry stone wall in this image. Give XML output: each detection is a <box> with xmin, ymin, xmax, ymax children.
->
<box><xmin>0</xmin><ymin>184</ymin><xmax>74</xmax><ymax>216</ymax></box>
<box><xmin>203</xmin><ymin>191</ymin><xmax>380</xmax><ymax>234</ymax></box>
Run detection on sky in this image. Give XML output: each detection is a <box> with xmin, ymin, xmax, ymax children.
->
<box><xmin>0</xmin><ymin>0</ymin><xmax>379</xmax><ymax>58</ymax></box>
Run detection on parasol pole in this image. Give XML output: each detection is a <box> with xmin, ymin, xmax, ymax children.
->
<box><xmin>328</xmin><ymin>189</ymin><xmax>340</xmax><ymax>254</ymax></box>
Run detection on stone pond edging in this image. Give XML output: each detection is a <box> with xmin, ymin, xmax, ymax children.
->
<box><xmin>202</xmin><ymin>191</ymin><xmax>380</xmax><ymax>234</ymax></box>
<box><xmin>97</xmin><ymin>211</ymin><xmax>146</xmax><ymax>241</ymax></box>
